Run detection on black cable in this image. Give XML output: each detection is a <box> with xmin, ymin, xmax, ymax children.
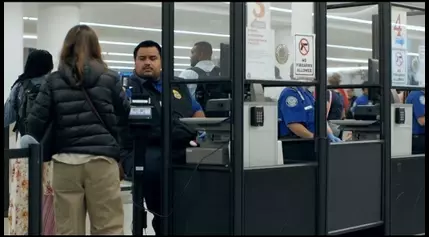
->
<box><xmin>132</xmin><ymin>143</ymin><xmax>228</xmax><ymax>218</ymax></box>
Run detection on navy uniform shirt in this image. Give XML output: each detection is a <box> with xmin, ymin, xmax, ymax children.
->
<box><xmin>150</xmin><ymin>79</ymin><xmax>203</xmax><ymax>113</ymax></box>
<box><xmin>278</xmin><ymin>87</ymin><xmax>315</xmax><ymax>137</ymax></box>
<box><xmin>405</xmin><ymin>90</ymin><xmax>425</xmax><ymax>135</ymax></box>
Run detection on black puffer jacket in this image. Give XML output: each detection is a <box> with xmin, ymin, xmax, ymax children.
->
<box><xmin>26</xmin><ymin>61</ymin><xmax>130</xmax><ymax>161</ymax></box>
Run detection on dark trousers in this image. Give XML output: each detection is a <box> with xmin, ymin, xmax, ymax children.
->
<box><xmin>143</xmin><ymin>148</ymin><xmax>162</xmax><ymax>235</ymax></box>
<box><xmin>412</xmin><ymin>134</ymin><xmax>425</xmax><ymax>155</ymax></box>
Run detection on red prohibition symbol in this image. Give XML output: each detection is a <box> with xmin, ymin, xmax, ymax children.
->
<box><xmin>299</xmin><ymin>38</ymin><xmax>309</xmax><ymax>56</ymax></box>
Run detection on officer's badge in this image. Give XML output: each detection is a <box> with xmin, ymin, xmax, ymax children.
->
<box><xmin>172</xmin><ymin>89</ymin><xmax>182</xmax><ymax>99</ymax></box>
<box><xmin>419</xmin><ymin>95</ymin><xmax>425</xmax><ymax>105</ymax></box>
<box><xmin>286</xmin><ymin>96</ymin><xmax>298</xmax><ymax>107</ymax></box>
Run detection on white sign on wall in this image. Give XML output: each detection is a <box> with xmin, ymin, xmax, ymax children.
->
<box><xmin>247</xmin><ymin>2</ymin><xmax>271</xmax><ymax>30</ymax></box>
<box><xmin>391</xmin><ymin>48</ymin><xmax>408</xmax><ymax>86</ymax></box>
<box><xmin>391</xmin><ymin>9</ymin><xmax>408</xmax><ymax>50</ymax></box>
<box><xmin>293</xmin><ymin>34</ymin><xmax>315</xmax><ymax>80</ymax></box>
<box><xmin>391</xmin><ymin>8</ymin><xmax>409</xmax><ymax>87</ymax></box>
<box><xmin>246</xmin><ymin>27</ymin><xmax>275</xmax><ymax>80</ymax></box>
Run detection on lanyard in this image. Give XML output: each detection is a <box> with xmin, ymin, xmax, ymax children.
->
<box><xmin>291</xmin><ymin>87</ymin><xmax>306</xmax><ymax>101</ymax></box>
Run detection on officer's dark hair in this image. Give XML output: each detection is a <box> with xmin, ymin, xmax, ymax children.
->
<box><xmin>133</xmin><ymin>40</ymin><xmax>162</xmax><ymax>60</ymax></box>
<box><xmin>361</xmin><ymin>80</ymin><xmax>371</xmax><ymax>90</ymax></box>
<box><xmin>194</xmin><ymin>41</ymin><xmax>213</xmax><ymax>57</ymax></box>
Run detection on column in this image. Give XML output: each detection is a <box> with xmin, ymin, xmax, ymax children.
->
<box><xmin>37</xmin><ymin>3</ymin><xmax>80</xmax><ymax>69</ymax></box>
<box><xmin>4</xmin><ymin>3</ymin><xmax>24</xmax><ymax>103</ymax></box>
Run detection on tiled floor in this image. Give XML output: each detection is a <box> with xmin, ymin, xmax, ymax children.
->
<box><xmin>4</xmin><ymin>190</ymin><xmax>155</xmax><ymax>236</ymax></box>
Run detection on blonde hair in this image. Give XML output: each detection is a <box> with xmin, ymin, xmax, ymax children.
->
<box><xmin>328</xmin><ymin>73</ymin><xmax>342</xmax><ymax>86</ymax></box>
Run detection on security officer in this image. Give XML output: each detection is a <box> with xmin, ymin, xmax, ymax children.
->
<box><xmin>127</xmin><ymin>40</ymin><xmax>205</xmax><ymax>235</ymax></box>
<box><xmin>405</xmin><ymin>90</ymin><xmax>425</xmax><ymax>154</ymax></box>
<box><xmin>350</xmin><ymin>81</ymin><xmax>373</xmax><ymax>114</ymax></box>
<box><xmin>278</xmin><ymin>65</ymin><xmax>341</xmax><ymax>142</ymax></box>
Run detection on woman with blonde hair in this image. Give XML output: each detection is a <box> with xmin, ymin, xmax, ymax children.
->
<box><xmin>23</xmin><ymin>24</ymin><xmax>130</xmax><ymax>235</ymax></box>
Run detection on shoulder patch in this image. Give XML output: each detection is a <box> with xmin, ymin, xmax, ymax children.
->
<box><xmin>286</xmin><ymin>96</ymin><xmax>298</xmax><ymax>107</ymax></box>
<box><xmin>419</xmin><ymin>95</ymin><xmax>425</xmax><ymax>105</ymax></box>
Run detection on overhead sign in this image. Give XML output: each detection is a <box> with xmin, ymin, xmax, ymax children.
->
<box><xmin>391</xmin><ymin>48</ymin><xmax>408</xmax><ymax>86</ymax></box>
<box><xmin>293</xmin><ymin>34</ymin><xmax>315</xmax><ymax>79</ymax></box>
<box><xmin>391</xmin><ymin>8</ymin><xmax>408</xmax><ymax>50</ymax></box>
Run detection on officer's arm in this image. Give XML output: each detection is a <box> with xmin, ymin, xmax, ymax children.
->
<box><xmin>288</xmin><ymin>124</ymin><xmax>314</xmax><ymax>138</ymax></box>
<box><xmin>191</xmin><ymin>99</ymin><xmax>205</xmax><ymax>118</ymax></box>
<box><xmin>179</xmin><ymin>70</ymin><xmax>199</xmax><ymax>98</ymax></box>
<box><xmin>350</xmin><ymin>97</ymin><xmax>362</xmax><ymax>114</ymax></box>
<box><xmin>412</xmin><ymin>97</ymin><xmax>425</xmax><ymax>126</ymax></box>
<box><xmin>280</xmin><ymin>93</ymin><xmax>313</xmax><ymax>139</ymax></box>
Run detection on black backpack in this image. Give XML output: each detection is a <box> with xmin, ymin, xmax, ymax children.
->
<box><xmin>188</xmin><ymin>66</ymin><xmax>229</xmax><ymax>110</ymax></box>
<box><xmin>13</xmin><ymin>79</ymin><xmax>44</xmax><ymax>136</ymax></box>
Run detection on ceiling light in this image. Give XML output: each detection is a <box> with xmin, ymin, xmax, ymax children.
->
<box><xmin>102</xmin><ymin>52</ymin><xmax>191</xmax><ymax>59</ymax></box>
<box><xmin>105</xmin><ymin>60</ymin><xmax>190</xmax><ymax>67</ymax></box>
<box><xmin>327</xmin><ymin>57</ymin><xmax>368</xmax><ymax>64</ymax></box>
<box><xmin>327</xmin><ymin>66</ymin><xmax>368</xmax><ymax>73</ymax></box>
<box><xmin>109</xmin><ymin>65</ymin><xmax>185</xmax><ymax>71</ymax></box>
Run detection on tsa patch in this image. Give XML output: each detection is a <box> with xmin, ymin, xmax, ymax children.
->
<box><xmin>286</xmin><ymin>96</ymin><xmax>298</xmax><ymax>107</ymax></box>
<box><xmin>419</xmin><ymin>95</ymin><xmax>425</xmax><ymax>105</ymax></box>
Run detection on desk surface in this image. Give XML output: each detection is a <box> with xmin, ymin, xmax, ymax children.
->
<box><xmin>330</xmin><ymin>119</ymin><xmax>378</xmax><ymax>126</ymax></box>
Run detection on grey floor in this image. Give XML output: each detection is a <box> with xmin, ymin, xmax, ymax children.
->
<box><xmin>4</xmin><ymin>189</ymin><xmax>155</xmax><ymax>236</ymax></box>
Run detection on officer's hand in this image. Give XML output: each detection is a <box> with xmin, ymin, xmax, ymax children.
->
<box><xmin>328</xmin><ymin>133</ymin><xmax>342</xmax><ymax>143</ymax></box>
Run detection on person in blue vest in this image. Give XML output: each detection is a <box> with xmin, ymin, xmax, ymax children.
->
<box><xmin>278</xmin><ymin>65</ymin><xmax>341</xmax><ymax>142</ymax></box>
<box><xmin>405</xmin><ymin>90</ymin><xmax>425</xmax><ymax>154</ymax></box>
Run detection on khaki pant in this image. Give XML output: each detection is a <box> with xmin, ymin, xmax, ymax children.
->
<box><xmin>53</xmin><ymin>158</ymin><xmax>124</xmax><ymax>235</ymax></box>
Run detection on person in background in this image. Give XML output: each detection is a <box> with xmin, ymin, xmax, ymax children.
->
<box><xmin>327</xmin><ymin>89</ymin><xmax>345</xmax><ymax>136</ymax></box>
<box><xmin>179</xmin><ymin>41</ymin><xmax>220</xmax><ymax>98</ymax></box>
<box><xmin>405</xmin><ymin>90</ymin><xmax>425</xmax><ymax>154</ymax></box>
<box><xmin>127</xmin><ymin>40</ymin><xmax>205</xmax><ymax>235</ymax></box>
<box><xmin>349</xmin><ymin>81</ymin><xmax>372</xmax><ymax>115</ymax></box>
<box><xmin>24</xmin><ymin>25</ymin><xmax>129</xmax><ymax>235</ymax></box>
<box><xmin>346</xmin><ymin>89</ymin><xmax>357</xmax><ymax>119</ymax></box>
<box><xmin>4</xmin><ymin>49</ymin><xmax>55</xmax><ymax>235</ymax></box>
<box><xmin>328</xmin><ymin>73</ymin><xmax>349</xmax><ymax>111</ymax></box>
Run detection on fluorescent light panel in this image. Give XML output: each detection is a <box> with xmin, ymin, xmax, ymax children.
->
<box><xmin>24</xmin><ymin>34</ymin><xmax>419</xmax><ymax>58</ymax></box>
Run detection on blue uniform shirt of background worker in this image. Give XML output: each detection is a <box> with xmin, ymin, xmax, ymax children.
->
<box><xmin>278</xmin><ymin>87</ymin><xmax>315</xmax><ymax>137</ymax></box>
<box><xmin>278</xmin><ymin>86</ymin><xmax>341</xmax><ymax>142</ymax></box>
<box><xmin>405</xmin><ymin>90</ymin><xmax>425</xmax><ymax>135</ymax></box>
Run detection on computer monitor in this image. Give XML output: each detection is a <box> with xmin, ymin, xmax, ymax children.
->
<box><xmin>367</xmin><ymin>58</ymin><xmax>381</xmax><ymax>103</ymax></box>
<box><xmin>367</xmin><ymin>58</ymin><xmax>398</xmax><ymax>104</ymax></box>
<box><xmin>220</xmin><ymin>43</ymin><xmax>230</xmax><ymax>77</ymax></box>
